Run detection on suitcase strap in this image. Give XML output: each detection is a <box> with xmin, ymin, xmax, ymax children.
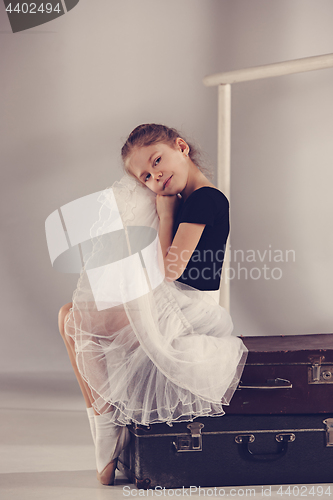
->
<box><xmin>237</xmin><ymin>378</ymin><xmax>292</xmax><ymax>390</ymax></box>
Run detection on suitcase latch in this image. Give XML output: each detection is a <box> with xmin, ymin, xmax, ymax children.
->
<box><xmin>308</xmin><ymin>356</ymin><xmax>333</xmax><ymax>384</ymax></box>
<box><xmin>173</xmin><ymin>422</ymin><xmax>204</xmax><ymax>452</ymax></box>
<box><xmin>323</xmin><ymin>419</ymin><xmax>333</xmax><ymax>447</ymax></box>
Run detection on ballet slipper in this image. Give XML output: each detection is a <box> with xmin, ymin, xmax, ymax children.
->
<box><xmin>94</xmin><ymin>413</ymin><xmax>130</xmax><ymax>485</ymax></box>
<box><xmin>96</xmin><ymin>457</ymin><xmax>118</xmax><ymax>486</ymax></box>
<box><xmin>86</xmin><ymin>407</ymin><xmax>96</xmax><ymax>445</ymax></box>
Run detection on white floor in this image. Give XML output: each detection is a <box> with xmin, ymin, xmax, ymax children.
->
<box><xmin>0</xmin><ymin>372</ymin><xmax>331</xmax><ymax>499</ymax></box>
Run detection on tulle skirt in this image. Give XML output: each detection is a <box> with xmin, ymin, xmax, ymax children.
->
<box><xmin>64</xmin><ymin>174</ymin><xmax>247</xmax><ymax>427</ymax></box>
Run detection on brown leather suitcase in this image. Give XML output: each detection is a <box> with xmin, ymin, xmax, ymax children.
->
<box><xmin>118</xmin><ymin>333</ymin><xmax>333</xmax><ymax>489</ymax></box>
<box><xmin>225</xmin><ymin>333</ymin><xmax>333</xmax><ymax>415</ymax></box>
<box><xmin>118</xmin><ymin>413</ymin><xmax>333</xmax><ymax>488</ymax></box>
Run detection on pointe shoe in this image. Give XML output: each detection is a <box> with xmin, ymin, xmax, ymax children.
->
<box><xmin>96</xmin><ymin>458</ymin><xmax>118</xmax><ymax>485</ymax></box>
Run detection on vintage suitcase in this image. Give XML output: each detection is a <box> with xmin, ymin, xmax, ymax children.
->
<box><xmin>118</xmin><ymin>333</ymin><xmax>333</xmax><ymax>488</ymax></box>
<box><xmin>225</xmin><ymin>333</ymin><xmax>333</xmax><ymax>414</ymax></box>
<box><xmin>118</xmin><ymin>413</ymin><xmax>333</xmax><ymax>488</ymax></box>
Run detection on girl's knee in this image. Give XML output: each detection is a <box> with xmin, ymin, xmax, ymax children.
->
<box><xmin>58</xmin><ymin>302</ymin><xmax>72</xmax><ymax>337</ymax></box>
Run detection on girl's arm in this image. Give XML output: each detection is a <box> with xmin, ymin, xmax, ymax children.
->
<box><xmin>156</xmin><ymin>195</ymin><xmax>205</xmax><ymax>282</ymax></box>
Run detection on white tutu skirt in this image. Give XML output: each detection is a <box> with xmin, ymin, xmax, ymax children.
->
<box><xmin>64</xmin><ymin>174</ymin><xmax>248</xmax><ymax>427</ymax></box>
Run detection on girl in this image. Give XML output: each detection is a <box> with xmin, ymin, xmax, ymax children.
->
<box><xmin>58</xmin><ymin>124</ymin><xmax>247</xmax><ymax>486</ymax></box>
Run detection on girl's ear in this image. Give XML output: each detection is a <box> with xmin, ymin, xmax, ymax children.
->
<box><xmin>175</xmin><ymin>137</ymin><xmax>187</xmax><ymax>153</ymax></box>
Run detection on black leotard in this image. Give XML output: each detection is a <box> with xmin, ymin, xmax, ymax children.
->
<box><xmin>172</xmin><ymin>187</ymin><xmax>229</xmax><ymax>291</ymax></box>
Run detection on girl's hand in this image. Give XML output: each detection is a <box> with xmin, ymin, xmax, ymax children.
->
<box><xmin>156</xmin><ymin>194</ymin><xmax>181</xmax><ymax>220</ymax></box>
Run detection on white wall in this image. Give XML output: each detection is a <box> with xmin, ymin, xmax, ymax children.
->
<box><xmin>1</xmin><ymin>0</ymin><xmax>332</xmax><ymax>372</ymax></box>
<box><xmin>215</xmin><ymin>0</ymin><xmax>333</xmax><ymax>337</ymax></box>
<box><xmin>0</xmin><ymin>0</ymin><xmax>223</xmax><ymax>372</ymax></box>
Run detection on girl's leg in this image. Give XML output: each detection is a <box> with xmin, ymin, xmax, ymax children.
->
<box><xmin>58</xmin><ymin>302</ymin><xmax>95</xmax><ymax>409</ymax></box>
<box><xmin>58</xmin><ymin>302</ymin><xmax>129</xmax><ymax>485</ymax></box>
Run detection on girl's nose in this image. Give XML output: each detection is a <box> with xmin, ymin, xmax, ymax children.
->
<box><xmin>152</xmin><ymin>171</ymin><xmax>163</xmax><ymax>181</ymax></box>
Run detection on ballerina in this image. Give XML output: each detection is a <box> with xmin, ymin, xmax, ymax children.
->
<box><xmin>57</xmin><ymin>123</ymin><xmax>248</xmax><ymax>485</ymax></box>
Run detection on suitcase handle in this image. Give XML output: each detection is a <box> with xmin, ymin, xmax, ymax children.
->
<box><xmin>237</xmin><ymin>378</ymin><xmax>292</xmax><ymax>390</ymax></box>
<box><xmin>236</xmin><ymin>433</ymin><xmax>295</xmax><ymax>462</ymax></box>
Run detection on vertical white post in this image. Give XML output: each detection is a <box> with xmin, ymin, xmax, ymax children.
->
<box><xmin>217</xmin><ymin>84</ymin><xmax>231</xmax><ymax>312</ymax></box>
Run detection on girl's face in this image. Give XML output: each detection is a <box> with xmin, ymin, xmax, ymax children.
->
<box><xmin>127</xmin><ymin>139</ymin><xmax>189</xmax><ymax>195</ymax></box>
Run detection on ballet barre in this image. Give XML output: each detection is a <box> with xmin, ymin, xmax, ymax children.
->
<box><xmin>203</xmin><ymin>53</ymin><xmax>333</xmax><ymax>311</ymax></box>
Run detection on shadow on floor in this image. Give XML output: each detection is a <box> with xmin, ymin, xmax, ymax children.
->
<box><xmin>0</xmin><ymin>469</ymin><xmax>132</xmax><ymax>500</ymax></box>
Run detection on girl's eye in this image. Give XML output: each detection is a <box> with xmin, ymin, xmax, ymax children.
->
<box><xmin>154</xmin><ymin>157</ymin><xmax>161</xmax><ymax>166</ymax></box>
<box><xmin>144</xmin><ymin>173</ymin><xmax>151</xmax><ymax>182</ymax></box>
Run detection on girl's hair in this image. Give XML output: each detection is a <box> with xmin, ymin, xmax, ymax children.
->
<box><xmin>121</xmin><ymin>123</ymin><xmax>212</xmax><ymax>179</ymax></box>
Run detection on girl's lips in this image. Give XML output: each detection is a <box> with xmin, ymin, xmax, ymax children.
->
<box><xmin>163</xmin><ymin>175</ymin><xmax>172</xmax><ymax>189</ymax></box>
